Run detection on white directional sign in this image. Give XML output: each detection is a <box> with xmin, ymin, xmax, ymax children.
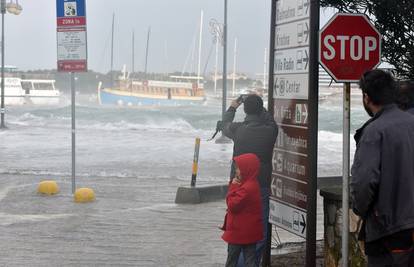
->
<box><xmin>269</xmin><ymin>200</ymin><xmax>307</xmax><ymax>238</ymax></box>
<box><xmin>276</xmin><ymin>0</ymin><xmax>310</xmax><ymax>24</ymax></box>
<box><xmin>275</xmin><ymin>48</ymin><xmax>309</xmax><ymax>74</ymax></box>
<box><xmin>274</xmin><ymin>73</ymin><xmax>309</xmax><ymax>100</ymax></box>
<box><xmin>276</xmin><ymin>20</ymin><xmax>310</xmax><ymax>49</ymax></box>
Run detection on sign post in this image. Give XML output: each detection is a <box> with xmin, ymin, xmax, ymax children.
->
<box><xmin>268</xmin><ymin>0</ymin><xmax>319</xmax><ymax>265</ymax></box>
<box><xmin>319</xmin><ymin>13</ymin><xmax>382</xmax><ymax>266</ymax></box>
<box><xmin>56</xmin><ymin>0</ymin><xmax>88</xmax><ymax>194</ymax></box>
<box><xmin>342</xmin><ymin>81</ymin><xmax>351</xmax><ymax>264</ymax></box>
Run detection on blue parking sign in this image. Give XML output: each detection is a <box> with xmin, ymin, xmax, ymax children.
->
<box><xmin>56</xmin><ymin>0</ymin><xmax>86</xmax><ymax>19</ymax></box>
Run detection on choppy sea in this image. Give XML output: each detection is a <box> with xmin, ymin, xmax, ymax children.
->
<box><xmin>0</xmin><ymin>91</ymin><xmax>369</xmax><ymax>266</ymax></box>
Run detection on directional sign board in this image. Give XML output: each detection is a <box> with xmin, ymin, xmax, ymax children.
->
<box><xmin>56</xmin><ymin>0</ymin><xmax>87</xmax><ymax>72</ymax></box>
<box><xmin>276</xmin><ymin>20</ymin><xmax>310</xmax><ymax>49</ymax></box>
<box><xmin>270</xmin><ymin>0</ymin><xmax>315</xmax><ymax>239</ymax></box>
<box><xmin>274</xmin><ymin>74</ymin><xmax>309</xmax><ymax>100</ymax></box>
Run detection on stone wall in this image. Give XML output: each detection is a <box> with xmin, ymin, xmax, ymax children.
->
<box><xmin>320</xmin><ymin>188</ymin><xmax>367</xmax><ymax>267</ymax></box>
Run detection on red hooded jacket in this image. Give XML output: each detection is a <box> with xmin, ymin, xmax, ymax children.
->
<box><xmin>221</xmin><ymin>153</ymin><xmax>263</xmax><ymax>244</ymax></box>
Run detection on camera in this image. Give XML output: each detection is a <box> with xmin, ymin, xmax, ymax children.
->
<box><xmin>237</xmin><ymin>94</ymin><xmax>249</xmax><ymax>104</ymax></box>
<box><xmin>207</xmin><ymin>120</ymin><xmax>224</xmax><ymax>141</ymax></box>
<box><xmin>216</xmin><ymin>120</ymin><xmax>224</xmax><ymax>132</ymax></box>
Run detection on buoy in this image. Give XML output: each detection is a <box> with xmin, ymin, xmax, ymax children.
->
<box><xmin>37</xmin><ymin>181</ymin><xmax>59</xmax><ymax>195</ymax></box>
<box><xmin>74</xmin><ymin>188</ymin><xmax>95</xmax><ymax>203</ymax></box>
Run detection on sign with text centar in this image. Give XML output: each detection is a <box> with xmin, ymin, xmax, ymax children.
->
<box><xmin>56</xmin><ymin>0</ymin><xmax>87</xmax><ymax>72</ymax></box>
<box><xmin>270</xmin><ymin>0</ymin><xmax>312</xmax><ymax>239</ymax></box>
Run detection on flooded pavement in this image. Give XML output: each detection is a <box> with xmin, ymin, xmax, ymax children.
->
<box><xmin>0</xmin><ymin>174</ymin><xmax>324</xmax><ymax>267</ymax></box>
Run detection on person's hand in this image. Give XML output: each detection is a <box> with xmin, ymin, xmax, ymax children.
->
<box><xmin>230</xmin><ymin>99</ymin><xmax>241</xmax><ymax>109</ymax></box>
<box><xmin>232</xmin><ymin>177</ymin><xmax>241</xmax><ymax>185</ymax></box>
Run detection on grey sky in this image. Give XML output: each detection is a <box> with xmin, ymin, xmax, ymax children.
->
<box><xmin>5</xmin><ymin>0</ymin><xmax>335</xmax><ymax>75</ymax></box>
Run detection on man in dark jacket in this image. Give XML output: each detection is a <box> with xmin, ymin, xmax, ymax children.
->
<box><xmin>351</xmin><ymin>69</ymin><xmax>414</xmax><ymax>266</ymax></box>
<box><xmin>222</xmin><ymin>94</ymin><xmax>278</xmax><ymax>266</ymax></box>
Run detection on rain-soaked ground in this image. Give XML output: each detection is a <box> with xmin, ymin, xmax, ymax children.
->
<box><xmin>0</xmin><ymin>174</ymin><xmax>323</xmax><ymax>267</ymax></box>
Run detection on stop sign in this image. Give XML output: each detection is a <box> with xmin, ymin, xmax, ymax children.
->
<box><xmin>319</xmin><ymin>13</ymin><xmax>382</xmax><ymax>82</ymax></box>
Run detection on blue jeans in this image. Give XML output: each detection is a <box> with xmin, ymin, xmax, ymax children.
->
<box><xmin>226</xmin><ymin>243</ymin><xmax>258</xmax><ymax>267</ymax></box>
<box><xmin>237</xmin><ymin>187</ymin><xmax>270</xmax><ymax>267</ymax></box>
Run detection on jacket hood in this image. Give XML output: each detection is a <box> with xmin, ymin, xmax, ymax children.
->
<box><xmin>233</xmin><ymin>153</ymin><xmax>260</xmax><ymax>183</ymax></box>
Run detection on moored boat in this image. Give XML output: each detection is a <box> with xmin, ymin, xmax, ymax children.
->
<box><xmin>99</xmin><ymin>75</ymin><xmax>206</xmax><ymax>106</ymax></box>
<box><xmin>3</xmin><ymin>77</ymin><xmax>60</xmax><ymax>105</ymax></box>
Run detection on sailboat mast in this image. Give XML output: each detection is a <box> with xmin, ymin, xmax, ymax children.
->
<box><xmin>110</xmin><ymin>13</ymin><xmax>115</xmax><ymax>88</ymax></box>
<box><xmin>232</xmin><ymin>38</ymin><xmax>237</xmax><ymax>97</ymax></box>
<box><xmin>132</xmin><ymin>30</ymin><xmax>135</xmax><ymax>75</ymax></box>
<box><xmin>263</xmin><ymin>48</ymin><xmax>267</xmax><ymax>90</ymax></box>
<box><xmin>214</xmin><ymin>33</ymin><xmax>219</xmax><ymax>96</ymax></box>
<box><xmin>197</xmin><ymin>10</ymin><xmax>204</xmax><ymax>87</ymax></box>
<box><xmin>144</xmin><ymin>27</ymin><xmax>151</xmax><ymax>74</ymax></box>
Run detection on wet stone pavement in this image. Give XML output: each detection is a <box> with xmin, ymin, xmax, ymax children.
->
<box><xmin>0</xmin><ymin>174</ymin><xmax>324</xmax><ymax>267</ymax></box>
<box><xmin>0</xmin><ymin>175</ymin><xmax>227</xmax><ymax>267</ymax></box>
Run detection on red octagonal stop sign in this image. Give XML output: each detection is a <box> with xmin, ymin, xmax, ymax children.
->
<box><xmin>319</xmin><ymin>13</ymin><xmax>382</xmax><ymax>82</ymax></box>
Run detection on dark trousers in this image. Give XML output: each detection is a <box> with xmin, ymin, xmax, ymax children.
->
<box><xmin>236</xmin><ymin>188</ymin><xmax>270</xmax><ymax>267</ymax></box>
<box><xmin>368</xmin><ymin>249</ymin><xmax>414</xmax><ymax>267</ymax></box>
<box><xmin>226</xmin><ymin>243</ymin><xmax>257</xmax><ymax>267</ymax></box>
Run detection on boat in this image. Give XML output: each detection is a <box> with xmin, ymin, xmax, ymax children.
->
<box><xmin>98</xmin><ymin>12</ymin><xmax>206</xmax><ymax>107</ymax></box>
<box><xmin>98</xmin><ymin>73</ymin><xmax>206</xmax><ymax>106</ymax></box>
<box><xmin>3</xmin><ymin>77</ymin><xmax>60</xmax><ymax>105</ymax></box>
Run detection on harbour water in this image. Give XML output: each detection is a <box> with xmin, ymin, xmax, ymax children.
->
<box><xmin>0</xmin><ymin>93</ymin><xmax>368</xmax><ymax>266</ymax></box>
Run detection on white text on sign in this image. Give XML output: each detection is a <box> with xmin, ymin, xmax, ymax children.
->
<box><xmin>322</xmin><ymin>35</ymin><xmax>377</xmax><ymax>61</ymax></box>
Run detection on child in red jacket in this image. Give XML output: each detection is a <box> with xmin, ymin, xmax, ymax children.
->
<box><xmin>221</xmin><ymin>153</ymin><xmax>263</xmax><ymax>267</ymax></box>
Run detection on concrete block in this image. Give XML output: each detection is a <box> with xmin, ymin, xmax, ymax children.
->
<box><xmin>175</xmin><ymin>184</ymin><xmax>228</xmax><ymax>204</ymax></box>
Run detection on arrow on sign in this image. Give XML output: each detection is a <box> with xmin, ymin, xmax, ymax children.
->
<box><xmin>304</xmin><ymin>0</ymin><xmax>310</xmax><ymax>14</ymax></box>
<box><xmin>274</xmin><ymin>78</ymin><xmax>279</xmax><ymax>96</ymax></box>
<box><xmin>302</xmin><ymin>104</ymin><xmax>308</xmax><ymax>124</ymax></box>
<box><xmin>271</xmin><ymin>177</ymin><xmax>277</xmax><ymax>197</ymax></box>
<box><xmin>301</xmin><ymin>214</ymin><xmax>306</xmax><ymax>234</ymax></box>
<box><xmin>304</xmin><ymin>22</ymin><xmax>309</xmax><ymax>43</ymax></box>
<box><xmin>304</xmin><ymin>50</ymin><xmax>309</xmax><ymax>70</ymax></box>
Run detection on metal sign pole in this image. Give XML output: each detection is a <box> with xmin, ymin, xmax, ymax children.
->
<box><xmin>71</xmin><ymin>72</ymin><xmax>76</xmax><ymax>194</ymax></box>
<box><xmin>215</xmin><ymin>0</ymin><xmax>229</xmax><ymax>144</ymax></box>
<box><xmin>0</xmin><ymin>0</ymin><xmax>6</xmax><ymax>129</ymax></box>
<box><xmin>342</xmin><ymin>82</ymin><xmax>351</xmax><ymax>266</ymax></box>
<box><xmin>56</xmin><ymin>0</ymin><xmax>86</xmax><ymax>194</ymax></box>
<box><xmin>306</xmin><ymin>0</ymin><xmax>319</xmax><ymax>265</ymax></box>
<box><xmin>222</xmin><ymin>0</ymin><xmax>227</xmax><ymax>120</ymax></box>
<box><xmin>263</xmin><ymin>1</ymin><xmax>277</xmax><ymax>266</ymax></box>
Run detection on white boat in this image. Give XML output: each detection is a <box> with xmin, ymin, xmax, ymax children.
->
<box><xmin>3</xmin><ymin>77</ymin><xmax>60</xmax><ymax>105</ymax></box>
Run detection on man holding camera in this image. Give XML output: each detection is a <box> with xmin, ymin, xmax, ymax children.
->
<box><xmin>221</xmin><ymin>94</ymin><xmax>278</xmax><ymax>266</ymax></box>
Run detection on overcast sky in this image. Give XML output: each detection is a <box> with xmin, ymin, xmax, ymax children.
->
<box><xmin>5</xmin><ymin>0</ymin><xmax>335</xmax><ymax>75</ymax></box>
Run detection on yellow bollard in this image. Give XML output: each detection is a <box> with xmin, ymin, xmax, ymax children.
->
<box><xmin>191</xmin><ymin>137</ymin><xmax>201</xmax><ymax>187</ymax></box>
<box><xmin>74</xmin><ymin>188</ymin><xmax>96</xmax><ymax>203</ymax></box>
<box><xmin>37</xmin><ymin>181</ymin><xmax>60</xmax><ymax>195</ymax></box>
